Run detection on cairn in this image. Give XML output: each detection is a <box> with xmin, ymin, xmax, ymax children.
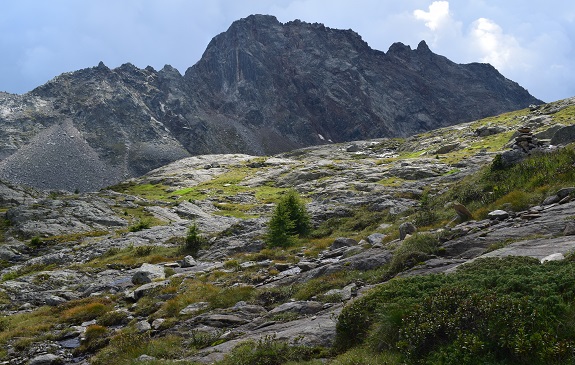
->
<box><xmin>512</xmin><ymin>126</ymin><xmax>538</xmax><ymax>153</ymax></box>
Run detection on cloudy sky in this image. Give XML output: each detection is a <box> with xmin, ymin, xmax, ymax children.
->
<box><xmin>1</xmin><ymin>0</ymin><xmax>573</xmax><ymax>102</ymax></box>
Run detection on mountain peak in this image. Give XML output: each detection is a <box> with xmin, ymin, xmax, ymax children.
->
<box><xmin>0</xmin><ymin>16</ymin><xmax>543</xmax><ymax>191</ymax></box>
<box><xmin>417</xmin><ymin>40</ymin><xmax>431</xmax><ymax>52</ymax></box>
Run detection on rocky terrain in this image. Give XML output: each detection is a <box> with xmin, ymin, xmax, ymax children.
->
<box><xmin>0</xmin><ymin>97</ymin><xmax>574</xmax><ymax>364</ymax></box>
<box><xmin>0</xmin><ymin>14</ymin><xmax>541</xmax><ymax>191</ymax></box>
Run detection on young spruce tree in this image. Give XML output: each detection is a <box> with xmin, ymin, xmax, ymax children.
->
<box><xmin>266</xmin><ymin>190</ymin><xmax>311</xmax><ymax>247</ymax></box>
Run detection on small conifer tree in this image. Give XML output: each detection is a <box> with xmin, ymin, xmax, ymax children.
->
<box><xmin>266</xmin><ymin>190</ymin><xmax>310</xmax><ymax>247</ymax></box>
<box><xmin>183</xmin><ymin>223</ymin><xmax>205</xmax><ymax>257</ymax></box>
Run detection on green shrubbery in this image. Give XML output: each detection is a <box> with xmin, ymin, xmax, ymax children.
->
<box><xmin>266</xmin><ymin>190</ymin><xmax>311</xmax><ymax>247</ymax></box>
<box><xmin>182</xmin><ymin>223</ymin><xmax>206</xmax><ymax>257</ymax></box>
<box><xmin>336</xmin><ymin>256</ymin><xmax>575</xmax><ymax>364</ymax></box>
<box><xmin>414</xmin><ymin>146</ymin><xmax>575</xmax><ymax>224</ymax></box>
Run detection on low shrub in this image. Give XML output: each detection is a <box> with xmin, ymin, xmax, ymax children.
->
<box><xmin>336</xmin><ymin>256</ymin><xmax>575</xmax><ymax>364</ymax></box>
<box><xmin>128</xmin><ymin>219</ymin><xmax>151</xmax><ymax>232</ymax></box>
<box><xmin>91</xmin><ymin>331</ymin><xmax>186</xmax><ymax>365</ymax></box>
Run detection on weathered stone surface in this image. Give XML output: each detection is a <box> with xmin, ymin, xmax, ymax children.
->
<box><xmin>330</xmin><ymin>237</ymin><xmax>357</xmax><ymax>250</ymax></box>
<box><xmin>487</xmin><ymin>210</ymin><xmax>509</xmax><ymax>220</ymax></box>
<box><xmin>131</xmin><ymin>281</ymin><xmax>169</xmax><ymax>301</ymax></box>
<box><xmin>131</xmin><ymin>263</ymin><xmax>166</xmax><ymax>285</ymax></box>
<box><xmin>135</xmin><ymin>320</ymin><xmax>152</xmax><ymax>332</ymax></box>
<box><xmin>28</xmin><ymin>354</ymin><xmax>63</xmax><ymax>365</ymax></box>
<box><xmin>475</xmin><ymin>125</ymin><xmax>506</xmax><ymax>137</ymax></box>
<box><xmin>551</xmin><ymin>125</ymin><xmax>575</xmax><ymax>146</ymax></box>
<box><xmin>180</xmin><ymin>302</ymin><xmax>210</xmax><ymax>316</ymax></box>
<box><xmin>399</xmin><ymin>222</ymin><xmax>417</xmax><ymax>240</ymax></box>
<box><xmin>541</xmin><ymin>253</ymin><xmax>565</xmax><ymax>263</ymax></box>
<box><xmin>269</xmin><ymin>301</ymin><xmax>324</xmax><ymax>315</ymax></box>
<box><xmin>178</xmin><ymin>255</ymin><xmax>197</xmax><ymax>268</ymax></box>
<box><xmin>366</xmin><ymin>233</ymin><xmax>386</xmax><ymax>245</ymax></box>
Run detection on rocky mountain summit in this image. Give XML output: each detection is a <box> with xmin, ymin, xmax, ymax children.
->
<box><xmin>0</xmin><ymin>97</ymin><xmax>574</xmax><ymax>364</ymax></box>
<box><xmin>0</xmin><ymin>14</ymin><xmax>541</xmax><ymax>191</ymax></box>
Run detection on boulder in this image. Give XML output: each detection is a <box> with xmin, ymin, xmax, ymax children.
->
<box><xmin>551</xmin><ymin>125</ymin><xmax>575</xmax><ymax>146</ymax></box>
<box><xmin>330</xmin><ymin>237</ymin><xmax>357</xmax><ymax>250</ymax></box>
<box><xmin>131</xmin><ymin>281</ymin><xmax>169</xmax><ymax>301</ymax></box>
<box><xmin>475</xmin><ymin>126</ymin><xmax>506</xmax><ymax>137</ymax></box>
<box><xmin>557</xmin><ymin>187</ymin><xmax>575</xmax><ymax>199</ymax></box>
<box><xmin>131</xmin><ymin>263</ymin><xmax>166</xmax><ymax>285</ymax></box>
<box><xmin>487</xmin><ymin>210</ymin><xmax>509</xmax><ymax>220</ymax></box>
<box><xmin>135</xmin><ymin>320</ymin><xmax>151</xmax><ymax>332</ymax></box>
<box><xmin>541</xmin><ymin>253</ymin><xmax>565</xmax><ymax>263</ymax></box>
<box><xmin>399</xmin><ymin>222</ymin><xmax>417</xmax><ymax>240</ymax></box>
<box><xmin>178</xmin><ymin>255</ymin><xmax>197</xmax><ymax>268</ymax></box>
<box><xmin>28</xmin><ymin>354</ymin><xmax>63</xmax><ymax>365</ymax></box>
<box><xmin>434</xmin><ymin>143</ymin><xmax>460</xmax><ymax>154</ymax></box>
<box><xmin>534</xmin><ymin>124</ymin><xmax>564</xmax><ymax>140</ymax></box>
<box><xmin>542</xmin><ymin>195</ymin><xmax>560</xmax><ymax>206</ymax></box>
<box><xmin>366</xmin><ymin>233</ymin><xmax>386</xmax><ymax>245</ymax></box>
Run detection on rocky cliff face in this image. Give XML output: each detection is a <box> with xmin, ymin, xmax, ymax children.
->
<box><xmin>0</xmin><ymin>14</ymin><xmax>542</xmax><ymax>191</ymax></box>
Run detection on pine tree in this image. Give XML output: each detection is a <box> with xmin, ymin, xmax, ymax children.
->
<box><xmin>266</xmin><ymin>190</ymin><xmax>310</xmax><ymax>247</ymax></box>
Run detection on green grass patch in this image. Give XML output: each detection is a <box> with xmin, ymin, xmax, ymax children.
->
<box><xmin>0</xmin><ymin>306</ymin><xmax>59</xmax><ymax>349</ymax></box>
<box><xmin>216</xmin><ymin>335</ymin><xmax>328</xmax><ymax>365</ymax></box>
<box><xmin>91</xmin><ymin>331</ymin><xmax>190</xmax><ymax>365</ymax></box>
<box><xmin>1</xmin><ymin>263</ymin><xmax>57</xmax><ymax>282</ymax></box>
<box><xmin>551</xmin><ymin>105</ymin><xmax>575</xmax><ymax>124</ymax></box>
<box><xmin>418</xmin><ymin>146</ymin><xmax>575</xmax><ymax>223</ymax></box>
<box><xmin>83</xmin><ymin>245</ymin><xmax>180</xmax><ymax>269</ymax></box>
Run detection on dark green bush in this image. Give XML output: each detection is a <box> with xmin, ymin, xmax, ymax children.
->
<box><xmin>336</xmin><ymin>256</ymin><xmax>575</xmax><ymax>364</ymax></box>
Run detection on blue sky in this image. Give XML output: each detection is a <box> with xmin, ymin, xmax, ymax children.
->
<box><xmin>1</xmin><ymin>0</ymin><xmax>573</xmax><ymax>102</ymax></box>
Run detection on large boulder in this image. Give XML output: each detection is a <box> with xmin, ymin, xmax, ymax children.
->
<box><xmin>551</xmin><ymin>125</ymin><xmax>575</xmax><ymax>145</ymax></box>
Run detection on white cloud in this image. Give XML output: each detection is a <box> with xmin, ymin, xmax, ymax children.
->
<box><xmin>469</xmin><ymin>17</ymin><xmax>529</xmax><ymax>72</ymax></box>
<box><xmin>413</xmin><ymin>1</ymin><xmax>450</xmax><ymax>31</ymax></box>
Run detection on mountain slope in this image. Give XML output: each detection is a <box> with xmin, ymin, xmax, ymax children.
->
<box><xmin>0</xmin><ymin>15</ymin><xmax>542</xmax><ymax>191</ymax></box>
<box><xmin>0</xmin><ymin>98</ymin><xmax>574</xmax><ymax>364</ymax></box>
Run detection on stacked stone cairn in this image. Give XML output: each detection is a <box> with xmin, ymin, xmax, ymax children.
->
<box><xmin>512</xmin><ymin>126</ymin><xmax>538</xmax><ymax>153</ymax></box>
<box><xmin>498</xmin><ymin>126</ymin><xmax>547</xmax><ymax>167</ymax></box>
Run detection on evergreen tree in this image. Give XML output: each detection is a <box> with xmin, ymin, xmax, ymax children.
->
<box><xmin>266</xmin><ymin>190</ymin><xmax>310</xmax><ymax>247</ymax></box>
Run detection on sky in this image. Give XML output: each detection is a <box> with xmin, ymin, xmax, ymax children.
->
<box><xmin>1</xmin><ymin>0</ymin><xmax>574</xmax><ymax>102</ymax></box>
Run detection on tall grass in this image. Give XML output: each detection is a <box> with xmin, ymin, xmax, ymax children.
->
<box><xmin>430</xmin><ymin>147</ymin><xmax>575</xmax><ymax>219</ymax></box>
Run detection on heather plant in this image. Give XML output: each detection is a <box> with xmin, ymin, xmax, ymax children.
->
<box><xmin>336</xmin><ymin>256</ymin><xmax>575</xmax><ymax>364</ymax></box>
